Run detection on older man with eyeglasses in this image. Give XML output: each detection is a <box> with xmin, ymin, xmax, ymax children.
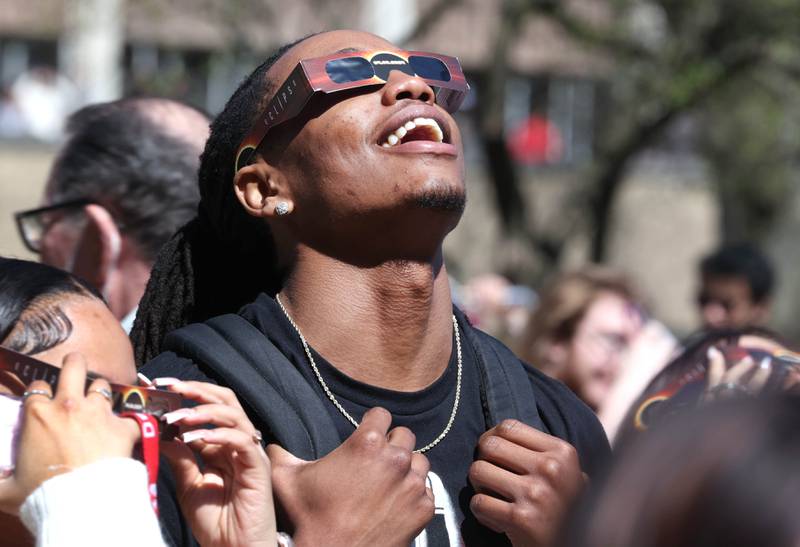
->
<box><xmin>14</xmin><ymin>97</ymin><xmax>209</xmax><ymax>333</ymax></box>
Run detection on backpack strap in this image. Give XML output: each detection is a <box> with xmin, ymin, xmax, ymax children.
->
<box><xmin>456</xmin><ymin>311</ymin><xmax>545</xmax><ymax>431</ymax></box>
<box><xmin>164</xmin><ymin>309</ymin><xmax>543</xmax><ymax>459</ymax></box>
<box><xmin>162</xmin><ymin>314</ymin><xmax>341</xmax><ymax>460</ymax></box>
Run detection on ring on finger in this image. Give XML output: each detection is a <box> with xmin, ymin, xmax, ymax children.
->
<box><xmin>252</xmin><ymin>430</ymin><xmax>263</xmax><ymax>446</ymax></box>
<box><xmin>23</xmin><ymin>389</ymin><xmax>53</xmax><ymax>401</ymax></box>
<box><xmin>88</xmin><ymin>387</ymin><xmax>114</xmax><ymax>403</ymax></box>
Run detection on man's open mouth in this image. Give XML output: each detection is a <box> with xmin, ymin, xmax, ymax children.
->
<box><xmin>379</xmin><ymin>117</ymin><xmax>445</xmax><ymax>148</ymax></box>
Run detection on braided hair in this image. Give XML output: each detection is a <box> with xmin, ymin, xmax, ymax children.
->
<box><xmin>131</xmin><ymin>38</ymin><xmax>307</xmax><ymax>365</ymax></box>
<box><xmin>0</xmin><ymin>257</ymin><xmax>102</xmax><ymax>355</ymax></box>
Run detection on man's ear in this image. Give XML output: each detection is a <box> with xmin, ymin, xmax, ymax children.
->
<box><xmin>233</xmin><ymin>160</ymin><xmax>294</xmax><ymax>218</ymax></box>
<box><xmin>71</xmin><ymin>204</ymin><xmax>120</xmax><ymax>293</ymax></box>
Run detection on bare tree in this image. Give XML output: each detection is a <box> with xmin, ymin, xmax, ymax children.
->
<box><xmin>460</xmin><ymin>0</ymin><xmax>800</xmax><ymax>270</ymax></box>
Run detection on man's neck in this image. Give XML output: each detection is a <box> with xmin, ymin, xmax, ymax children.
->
<box><xmin>278</xmin><ymin>249</ymin><xmax>454</xmax><ymax>391</ymax></box>
<box><xmin>107</xmin><ymin>258</ymin><xmax>151</xmax><ymax>322</ymax></box>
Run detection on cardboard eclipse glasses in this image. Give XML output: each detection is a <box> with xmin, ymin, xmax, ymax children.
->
<box><xmin>235</xmin><ymin>50</ymin><xmax>470</xmax><ymax>171</ymax></box>
<box><xmin>0</xmin><ymin>345</ymin><xmax>182</xmax><ymax>440</ymax></box>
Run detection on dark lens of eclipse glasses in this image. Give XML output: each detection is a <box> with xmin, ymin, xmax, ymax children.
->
<box><xmin>325</xmin><ymin>55</ymin><xmax>453</xmax><ymax>84</ymax></box>
<box><xmin>325</xmin><ymin>57</ymin><xmax>375</xmax><ymax>83</ymax></box>
<box><xmin>408</xmin><ymin>56</ymin><xmax>451</xmax><ymax>82</ymax></box>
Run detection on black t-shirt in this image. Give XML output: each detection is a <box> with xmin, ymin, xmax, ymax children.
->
<box><xmin>143</xmin><ymin>294</ymin><xmax>609</xmax><ymax>547</ymax></box>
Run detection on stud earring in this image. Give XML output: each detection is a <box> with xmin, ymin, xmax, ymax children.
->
<box><xmin>275</xmin><ymin>202</ymin><xmax>290</xmax><ymax>216</ymax></box>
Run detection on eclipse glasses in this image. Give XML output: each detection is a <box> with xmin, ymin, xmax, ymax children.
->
<box><xmin>0</xmin><ymin>345</ymin><xmax>182</xmax><ymax>440</ymax></box>
<box><xmin>235</xmin><ymin>50</ymin><xmax>470</xmax><ymax>171</ymax></box>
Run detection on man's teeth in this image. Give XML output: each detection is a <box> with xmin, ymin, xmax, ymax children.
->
<box><xmin>380</xmin><ymin>117</ymin><xmax>444</xmax><ymax>148</ymax></box>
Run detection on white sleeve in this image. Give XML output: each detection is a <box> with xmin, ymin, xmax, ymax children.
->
<box><xmin>19</xmin><ymin>457</ymin><xmax>166</xmax><ymax>547</ymax></box>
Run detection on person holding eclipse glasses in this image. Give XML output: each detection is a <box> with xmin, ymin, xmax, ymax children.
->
<box><xmin>0</xmin><ymin>258</ymin><xmax>276</xmax><ymax>547</ymax></box>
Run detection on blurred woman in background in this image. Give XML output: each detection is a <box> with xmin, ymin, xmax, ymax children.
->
<box><xmin>521</xmin><ymin>267</ymin><xmax>645</xmax><ymax>411</ymax></box>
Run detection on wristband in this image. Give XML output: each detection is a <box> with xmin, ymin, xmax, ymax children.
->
<box><xmin>119</xmin><ymin>412</ymin><xmax>160</xmax><ymax>514</ymax></box>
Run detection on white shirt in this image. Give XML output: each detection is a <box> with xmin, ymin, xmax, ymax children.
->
<box><xmin>120</xmin><ymin>306</ymin><xmax>138</xmax><ymax>335</ymax></box>
<box><xmin>20</xmin><ymin>458</ymin><xmax>165</xmax><ymax>547</ymax></box>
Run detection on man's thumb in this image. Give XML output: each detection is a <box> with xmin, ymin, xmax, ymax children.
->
<box><xmin>266</xmin><ymin>443</ymin><xmax>306</xmax><ymax>467</ymax></box>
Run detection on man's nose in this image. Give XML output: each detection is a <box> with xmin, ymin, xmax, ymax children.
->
<box><xmin>702</xmin><ymin>303</ymin><xmax>728</xmax><ymax>328</ymax></box>
<box><xmin>381</xmin><ymin>70</ymin><xmax>435</xmax><ymax>107</ymax></box>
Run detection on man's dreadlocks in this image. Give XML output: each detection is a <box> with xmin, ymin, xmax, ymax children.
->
<box><xmin>131</xmin><ymin>38</ymin><xmax>307</xmax><ymax>365</ymax></box>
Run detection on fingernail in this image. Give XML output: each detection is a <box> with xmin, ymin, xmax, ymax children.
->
<box><xmin>760</xmin><ymin>357</ymin><xmax>772</xmax><ymax>370</ymax></box>
<box><xmin>181</xmin><ymin>430</ymin><xmax>208</xmax><ymax>443</ymax></box>
<box><xmin>162</xmin><ymin>408</ymin><xmax>195</xmax><ymax>424</ymax></box>
<box><xmin>137</xmin><ymin>373</ymin><xmax>153</xmax><ymax>387</ymax></box>
<box><xmin>707</xmin><ymin>347</ymin><xmax>720</xmax><ymax>360</ymax></box>
<box><xmin>153</xmin><ymin>377</ymin><xmax>182</xmax><ymax>387</ymax></box>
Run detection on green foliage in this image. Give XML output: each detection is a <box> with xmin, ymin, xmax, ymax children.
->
<box><xmin>522</xmin><ymin>0</ymin><xmax>800</xmax><ymax>258</ymax></box>
<box><xmin>702</xmin><ymin>70</ymin><xmax>800</xmax><ymax>240</ymax></box>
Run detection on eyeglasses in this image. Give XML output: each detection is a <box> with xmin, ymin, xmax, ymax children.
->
<box><xmin>14</xmin><ymin>199</ymin><xmax>94</xmax><ymax>253</ymax></box>
<box><xmin>697</xmin><ymin>293</ymin><xmax>734</xmax><ymax>313</ymax></box>
<box><xmin>235</xmin><ymin>49</ymin><xmax>470</xmax><ymax>171</ymax></box>
<box><xmin>579</xmin><ymin>330</ymin><xmax>633</xmax><ymax>359</ymax></box>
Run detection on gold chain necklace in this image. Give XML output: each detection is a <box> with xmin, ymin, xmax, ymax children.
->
<box><xmin>275</xmin><ymin>294</ymin><xmax>462</xmax><ymax>453</ymax></box>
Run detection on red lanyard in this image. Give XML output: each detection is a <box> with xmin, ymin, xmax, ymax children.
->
<box><xmin>119</xmin><ymin>411</ymin><xmax>160</xmax><ymax>515</ymax></box>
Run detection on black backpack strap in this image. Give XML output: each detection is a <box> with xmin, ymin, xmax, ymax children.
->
<box><xmin>456</xmin><ymin>311</ymin><xmax>545</xmax><ymax>431</ymax></box>
<box><xmin>162</xmin><ymin>314</ymin><xmax>341</xmax><ymax>460</ymax></box>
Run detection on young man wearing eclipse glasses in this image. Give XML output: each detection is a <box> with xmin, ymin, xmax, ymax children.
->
<box><xmin>137</xmin><ymin>30</ymin><xmax>609</xmax><ymax>547</ymax></box>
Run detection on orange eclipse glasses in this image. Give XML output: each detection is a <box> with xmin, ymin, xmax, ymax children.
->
<box><xmin>0</xmin><ymin>345</ymin><xmax>183</xmax><ymax>439</ymax></box>
<box><xmin>235</xmin><ymin>49</ymin><xmax>470</xmax><ymax>171</ymax></box>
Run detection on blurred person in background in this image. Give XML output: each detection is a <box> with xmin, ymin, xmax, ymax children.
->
<box><xmin>0</xmin><ymin>86</ymin><xmax>27</xmax><ymax>138</ymax></box>
<box><xmin>14</xmin><ymin>97</ymin><xmax>209</xmax><ymax>334</ymax></box>
<box><xmin>560</xmin><ymin>396</ymin><xmax>800</xmax><ymax>547</ymax></box>
<box><xmin>521</xmin><ymin>267</ymin><xmax>646</xmax><ymax>412</ymax></box>
<box><xmin>595</xmin><ymin>318</ymin><xmax>677</xmax><ymax>445</ymax></box>
<box><xmin>9</xmin><ymin>67</ymin><xmax>79</xmax><ymax>142</ymax></box>
<box><xmin>457</xmin><ymin>273</ymin><xmax>537</xmax><ymax>344</ymax></box>
<box><xmin>697</xmin><ymin>242</ymin><xmax>774</xmax><ymax>330</ymax></box>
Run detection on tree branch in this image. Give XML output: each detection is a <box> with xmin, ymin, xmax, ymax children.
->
<box><xmin>589</xmin><ymin>47</ymin><xmax>765</xmax><ymax>260</ymax></box>
<box><xmin>525</xmin><ymin>0</ymin><xmax>653</xmax><ymax>60</ymax></box>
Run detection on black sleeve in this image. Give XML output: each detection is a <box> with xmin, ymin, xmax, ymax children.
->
<box><xmin>140</xmin><ymin>351</ymin><xmax>213</xmax><ymax>547</ymax></box>
<box><xmin>523</xmin><ymin>361</ymin><xmax>611</xmax><ymax>477</ymax></box>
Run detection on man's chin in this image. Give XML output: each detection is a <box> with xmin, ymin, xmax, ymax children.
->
<box><xmin>412</xmin><ymin>185</ymin><xmax>466</xmax><ymax>214</ymax></box>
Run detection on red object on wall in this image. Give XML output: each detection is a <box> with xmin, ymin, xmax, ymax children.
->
<box><xmin>506</xmin><ymin>114</ymin><xmax>563</xmax><ymax>165</ymax></box>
